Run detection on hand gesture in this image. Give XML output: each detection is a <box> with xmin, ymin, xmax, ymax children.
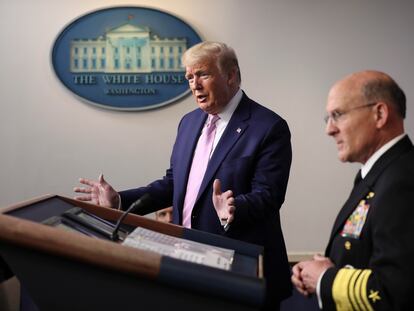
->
<box><xmin>212</xmin><ymin>179</ymin><xmax>235</xmax><ymax>225</ymax></box>
<box><xmin>73</xmin><ymin>173</ymin><xmax>120</xmax><ymax>209</ymax></box>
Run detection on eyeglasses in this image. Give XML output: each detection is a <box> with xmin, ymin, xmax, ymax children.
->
<box><xmin>324</xmin><ymin>102</ymin><xmax>377</xmax><ymax>124</ymax></box>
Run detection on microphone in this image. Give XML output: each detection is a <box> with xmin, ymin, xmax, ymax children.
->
<box><xmin>111</xmin><ymin>193</ymin><xmax>152</xmax><ymax>241</ymax></box>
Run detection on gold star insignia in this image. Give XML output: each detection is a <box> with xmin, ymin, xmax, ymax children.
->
<box><xmin>369</xmin><ymin>290</ymin><xmax>381</xmax><ymax>303</ymax></box>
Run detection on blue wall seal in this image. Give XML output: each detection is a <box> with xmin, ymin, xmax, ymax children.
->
<box><xmin>52</xmin><ymin>6</ymin><xmax>202</xmax><ymax>111</ymax></box>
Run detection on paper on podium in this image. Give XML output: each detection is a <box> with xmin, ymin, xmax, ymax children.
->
<box><xmin>122</xmin><ymin>227</ymin><xmax>234</xmax><ymax>270</ymax></box>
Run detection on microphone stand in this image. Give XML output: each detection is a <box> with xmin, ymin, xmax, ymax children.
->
<box><xmin>111</xmin><ymin>193</ymin><xmax>151</xmax><ymax>241</ymax></box>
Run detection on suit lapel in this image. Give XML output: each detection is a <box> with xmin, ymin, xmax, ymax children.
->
<box><xmin>195</xmin><ymin>94</ymin><xmax>251</xmax><ymax>203</ymax></box>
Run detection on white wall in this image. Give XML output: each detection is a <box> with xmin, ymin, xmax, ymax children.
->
<box><xmin>1</xmin><ymin>0</ymin><xmax>413</xmax><ymax>254</ymax></box>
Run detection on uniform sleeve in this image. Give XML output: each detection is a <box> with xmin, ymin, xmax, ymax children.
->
<box><xmin>321</xmin><ymin>267</ymin><xmax>375</xmax><ymax>311</ymax></box>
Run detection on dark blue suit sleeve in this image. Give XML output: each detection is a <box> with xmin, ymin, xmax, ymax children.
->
<box><xmin>118</xmin><ymin>167</ymin><xmax>174</xmax><ymax>214</ymax></box>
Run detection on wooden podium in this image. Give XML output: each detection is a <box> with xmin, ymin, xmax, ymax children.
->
<box><xmin>0</xmin><ymin>195</ymin><xmax>265</xmax><ymax>311</ymax></box>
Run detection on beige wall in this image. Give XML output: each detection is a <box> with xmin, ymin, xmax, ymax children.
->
<box><xmin>1</xmin><ymin>0</ymin><xmax>413</xmax><ymax>254</ymax></box>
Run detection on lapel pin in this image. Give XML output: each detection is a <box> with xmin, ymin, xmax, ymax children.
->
<box><xmin>236</xmin><ymin>128</ymin><xmax>241</xmax><ymax>133</ymax></box>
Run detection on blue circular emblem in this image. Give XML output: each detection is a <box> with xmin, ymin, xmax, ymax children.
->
<box><xmin>52</xmin><ymin>7</ymin><xmax>202</xmax><ymax>110</ymax></box>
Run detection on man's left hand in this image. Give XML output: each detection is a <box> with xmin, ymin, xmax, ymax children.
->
<box><xmin>212</xmin><ymin>179</ymin><xmax>235</xmax><ymax>226</ymax></box>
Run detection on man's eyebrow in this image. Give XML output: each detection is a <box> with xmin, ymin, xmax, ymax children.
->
<box><xmin>185</xmin><ymin>69</ymin><xmax>206</xmax><ymax>79</ymax></box>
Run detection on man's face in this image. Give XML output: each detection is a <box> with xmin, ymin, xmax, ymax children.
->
<box><xmin>155</xmin><ymin>207</ymin><xmax>173</xmax><ymax>223</ymax></box>
<box><xmin>185</xmin><ymin>57</ymin><xmax>234</xmax><ymax>115</ymax></box>
<box><xmin>325</xmin><ymin>84</ymin><xmax>378</xmax><ymax>164</ymax></box>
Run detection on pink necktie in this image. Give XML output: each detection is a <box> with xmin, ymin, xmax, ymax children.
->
<box><xmin>182</xmin><ymin>114</ymin><xmax>219</xmax><ymax>228</ymax></box>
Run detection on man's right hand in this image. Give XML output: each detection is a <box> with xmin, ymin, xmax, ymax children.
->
<box><xmin>291</xmin><ymin>261</ymin><xmax>309</xmax><ymax>296</ymax></box>
<box><xmin>73</xmin><ymin>174</ymin><xmax>120</xmax><ymax>209</ymax></box>
<box><xmin>291</xmin><ymin>254</ymin><xmax>334</xmax><ymax>296</ymax></box>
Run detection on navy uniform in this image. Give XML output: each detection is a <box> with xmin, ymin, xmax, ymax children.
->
<box><xmin>320</xmin><ymin>136</ymin><xmax>414</xmax><ymax>310</ymax></box>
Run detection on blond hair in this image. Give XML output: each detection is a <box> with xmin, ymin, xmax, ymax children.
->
<box><xmin>182</xmin><ymin>41</ymin><xmax>241</xmax><ymax>84</ymax></box>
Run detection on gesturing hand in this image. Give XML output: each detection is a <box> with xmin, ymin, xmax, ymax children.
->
<box><xmin>73</xmin><ymin>173</ymin><xmax>120</xmax><ymax>209</ymax></box>
<box><xmin>212</xmin><ymin>179</ymin><xmax>236</xmax><ymax>225</ymax></box>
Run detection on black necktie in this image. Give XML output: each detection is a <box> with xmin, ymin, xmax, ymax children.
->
<box><xmin>354</xmin><ymin>169</ymin><xmax>362</xmax><ymax>186</ymax></box>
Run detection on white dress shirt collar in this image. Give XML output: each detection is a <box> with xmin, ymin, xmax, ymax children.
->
<box><xmin>217</xmin><ymin>88</ymin><xmax>243</xmax><ymax>122</ymax></box>
<box><xmin>209</xmin><ymin>88</ymin><xmax>243</xmax><ymax>155</ymax></box>
<box><xmin>361</xmin><ymin>133</ymin><xmax>406</xmax><ymax>178</ymax></box>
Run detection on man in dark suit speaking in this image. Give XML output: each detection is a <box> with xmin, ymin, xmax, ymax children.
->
<box><xmin>74</xmin><ymin>41</ymin><xmax>292</xmax><ymax>309</ymax></box>
<box><xmin>292</xmin><ymin>70</ymin><xmax>414</xmax><ymax>310</ymax></box>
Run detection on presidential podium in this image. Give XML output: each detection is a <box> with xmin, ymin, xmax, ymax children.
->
<box><xmin>0</xmin><ymin>195</ymin><xmax>265</xmax><ymax>311</ymax></box>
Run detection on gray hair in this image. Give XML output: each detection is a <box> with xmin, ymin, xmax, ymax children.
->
<box><xmin>363</xmin><ymin>75</ymin><xmax>406</xmax><ymax>119</ymax></box>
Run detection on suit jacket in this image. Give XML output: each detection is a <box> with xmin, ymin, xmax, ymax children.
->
<box><xmin>120</xmin><ymin>92</ymin><xmax>293</xmax><ymax>306</ymax></box>
<box><xmin>321</xmin><ymin>136</ymin><xmax>414</xmax><ymax>310</ymax></box>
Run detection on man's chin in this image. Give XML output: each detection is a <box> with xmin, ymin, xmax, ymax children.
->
<box><xmin>197</xmin><ymin>101</ymin><xmax>208</xmax><ymax>109</ymax></box>
<box><xmin>337</xmin><ymin>152</ymin><xmax>349</xmax><ymax>163</ymax></box>
<box><xmin>198</xmin><ymin>103</ymin><xmax>216</xmax><ymax>114</ymax></box>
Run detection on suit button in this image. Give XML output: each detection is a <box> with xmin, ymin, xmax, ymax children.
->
<box><xmin>192</xmin><ymin>215</ymin><xmax>196</xmax><ymax>219</ymax></box>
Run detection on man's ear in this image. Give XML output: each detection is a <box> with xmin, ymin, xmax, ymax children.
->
<box><xmin>375</xmin><ymin>102</ymin><xmax>389</xmax><ymax>129</ymax></box>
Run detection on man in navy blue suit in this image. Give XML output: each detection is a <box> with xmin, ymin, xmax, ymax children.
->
<box><xmin>75</xmin><ymin>41</ymin><xmax>292</xmax><ymax>309</ymax></box>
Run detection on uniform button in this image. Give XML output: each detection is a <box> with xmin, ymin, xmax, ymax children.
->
<box><xmin>344</xmin><ymin>241</ymin><xmax>351</xmax><ymax>250</ymax></box>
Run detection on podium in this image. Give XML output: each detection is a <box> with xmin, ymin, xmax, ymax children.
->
<box><xmin>0</xmin><ymin>195</ymin><xmax>265</xmax><ymax>310</ymax></box>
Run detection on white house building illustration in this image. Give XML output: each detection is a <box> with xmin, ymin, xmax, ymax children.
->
<box><xmin>70</xmin><ymin>22</ymin><xmax>187</xmax><ymax>73</ymax></box>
